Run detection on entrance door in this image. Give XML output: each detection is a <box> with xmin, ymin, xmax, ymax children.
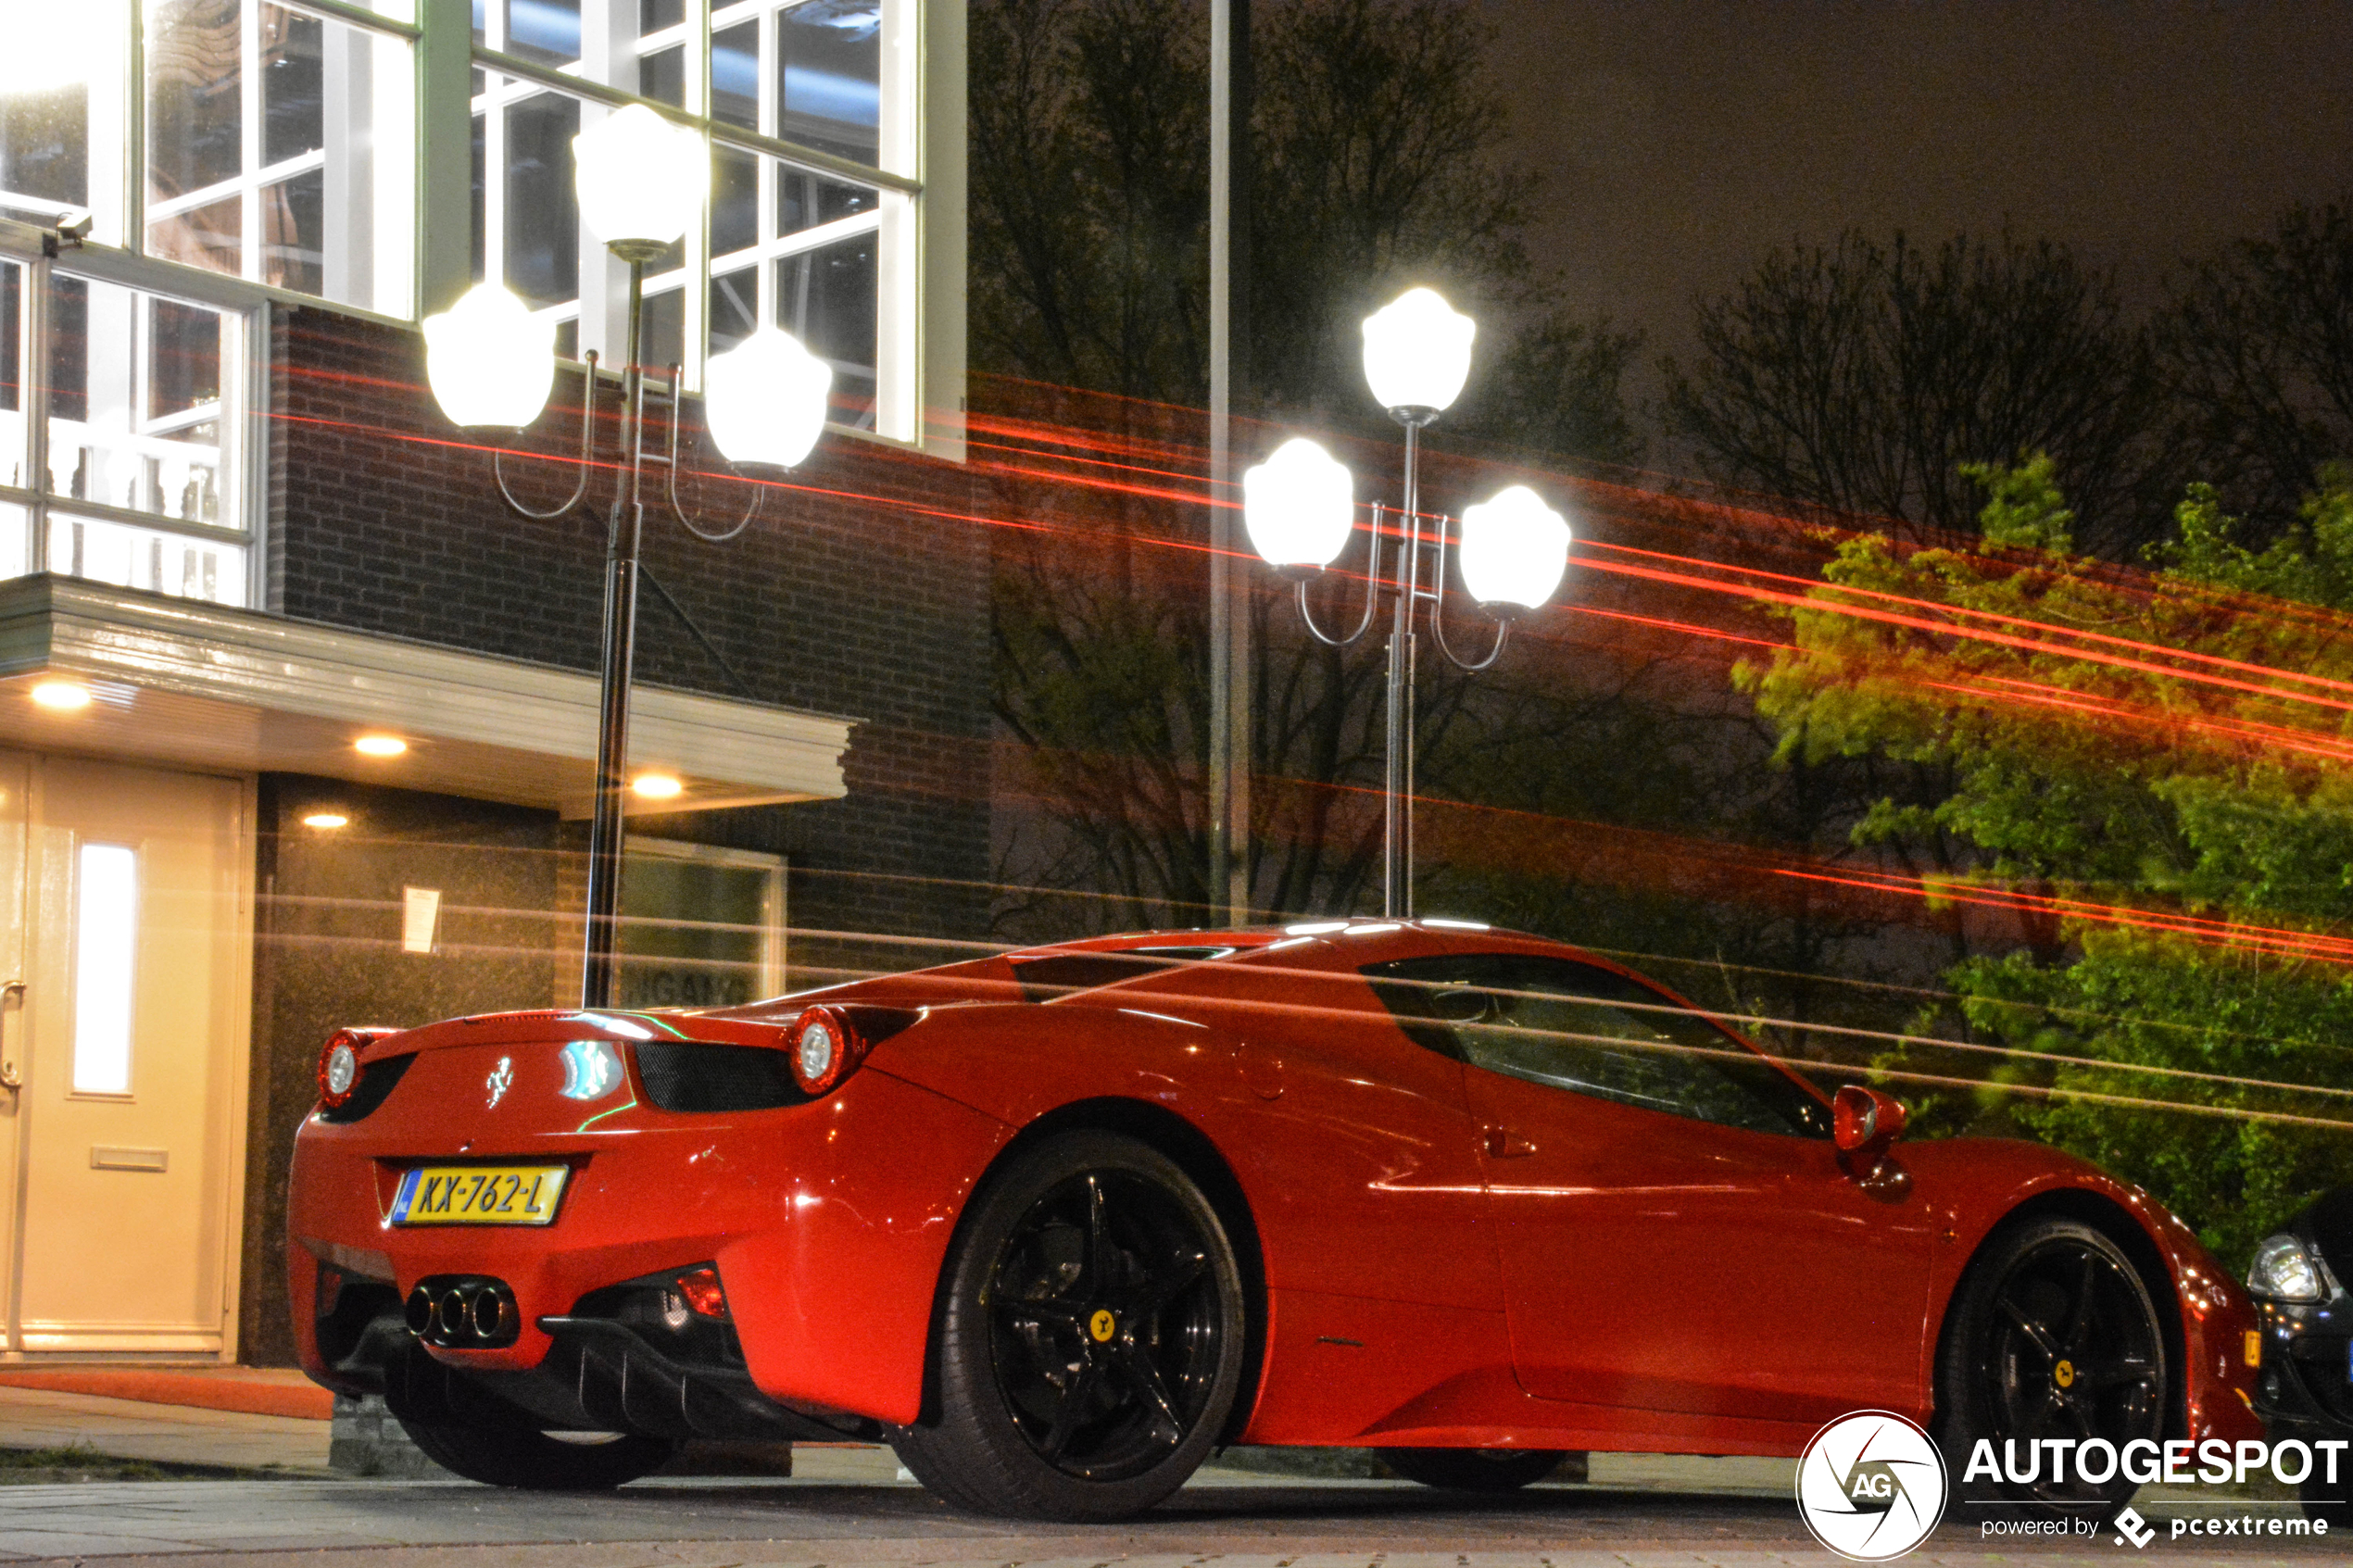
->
<box><xmin>6</xmin><ymin>755</ymin><xmax>251</xmax><ymax>1356</ymax></box>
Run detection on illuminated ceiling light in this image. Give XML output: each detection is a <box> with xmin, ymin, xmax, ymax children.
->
<box><xmin>353</xmin><ymin>734</ymin><xmax>408</xmax><ymax>758</ymax></box>
<box><xmin>632</xmin><ymin>773</ymin><xmax>684</xmax><ymax>799</ymax></box>
<box><xmin>573</xmin><ymin>104</ymin><xmax>709</xmax><ymax>257</ymax></box>
<box><xmin>423</xmin><ymin>282</ymin><xmax>556</xmax><ymax>430</ymax></box>
<box><xmin>30</xmin><ymin>680</ymin><xmax>90</xmax><ymax>710</ymax></box>
<box><xmin>1243</xmin><ymin>437</ymin><xmax>1355</xmax><ymax>572</ymax></box>
<box><xmin>1458</xmin><ymin>485</ymin><xmax>1570</xmax><ymax>611</ymax></box>
<box><xmin>704</xmin><ymin>327</ymin><xmax>833</xmax><ymax>469</ymax></box>
<box><xmin>302</xmin><ymin>812</ymin><xmax>350</xmax><ymax>830</ymax></box>
<box><xmin>1362</xmin><ymin>287</ymin><xmax>1475</xmax><ymax>419</ymax></box>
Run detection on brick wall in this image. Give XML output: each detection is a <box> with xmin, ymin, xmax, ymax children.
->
<box><xmin>269</xmin><ymin>306</ymin><xmax>994</xmax><ymax>951</ymax></box>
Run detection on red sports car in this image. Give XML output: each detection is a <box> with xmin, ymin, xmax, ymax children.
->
<box><xmin>289</xmin><ymin>921</ymin><xmax>2259</xmax><ymax>1519</ymax></box>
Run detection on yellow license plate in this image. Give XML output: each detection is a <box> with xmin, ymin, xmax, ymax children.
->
<box><xmin>391</xmin><ymin>1164</ymin><xmax>569</xmax><ymax>1226</ymax></box>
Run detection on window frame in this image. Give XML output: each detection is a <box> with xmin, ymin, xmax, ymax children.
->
<box><xmin>0</xmin><ymin>217</ymin><xmax>271</xmax><ymax>607</ymax></box>
<box><xmin>465</xmin><ymin>0</ymin><xmax>921</xmax><ymax>438</ymax></box>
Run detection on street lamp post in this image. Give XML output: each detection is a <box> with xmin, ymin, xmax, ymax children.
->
<box><xmin>422</xmin><ymin>105</ymin><xmax>833</xmax><ymax>1009</ymax></box>
<box><xmin>1242</xmin><ymin>287</ymin><xmax>1571</xmax><ymax>920</ymax></box>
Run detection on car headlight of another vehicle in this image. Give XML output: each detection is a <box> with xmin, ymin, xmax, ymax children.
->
<box><xmin>2247</xmin><ymin>1233</ymin><xmax>2328</xmax><ymax>1302</ymax></box>
<box><xmin>789</xmin><ymin>1005</ymin><xmax>868</xmax><ymax>1095</ymax></box>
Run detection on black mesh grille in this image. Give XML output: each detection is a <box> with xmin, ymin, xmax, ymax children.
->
<box><xmin>635</xmin><ymin>1043</ymin><xmax>810</xmax><ymax>1112</ymax></box>
<box><xmin>318</xmin><ymin>1053</ymin><xmax>414</xmax><ymax>1123</ymax></box>
<box><xmin>2289</xmin><ymin>1336</ymin><xmax>2353</xmax><ymax>1423</ymax></box>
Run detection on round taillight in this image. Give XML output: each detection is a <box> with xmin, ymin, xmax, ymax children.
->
<box><xmin>789</xmin><ymin>1006</ymin><xmax>865</xmax><ymax>1095</ymax></box>
<box><xmin>317</xmin><ymin>1028</ymin><xmax>369</xmax><ymax>1108</ymax></box>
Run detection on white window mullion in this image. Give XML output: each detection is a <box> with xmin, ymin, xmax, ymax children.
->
<box><xmin>754</xmin><ymin>3</ymin><xmax>776</xmax><ymax>331</ymax></box>
<box><xmin>241</xmin><ymin>0</ymin><xmax>264</xmax><ymax>284</ymax></box>
<box><xmin>684</xmin><ymin>0</ymin><xmax>711</xmax><ymax>384</ymax></box>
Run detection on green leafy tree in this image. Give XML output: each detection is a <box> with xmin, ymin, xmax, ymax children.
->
<box><xmin>1738</xmin><ymin>458</ymin><xmax>2353</xmax><ymax>1261</ymax></box>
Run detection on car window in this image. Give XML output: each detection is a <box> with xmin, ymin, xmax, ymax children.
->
<box><xmin>1365</xmin><ymin>953</ymin><xmax>1831</xmax><ymax>1138</ymax></box>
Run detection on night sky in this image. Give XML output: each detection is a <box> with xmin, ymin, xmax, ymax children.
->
<box><xmin>1484</xmin><ymin>1</ymin><xmax>2353</xmax><ymax>397</ymax></box>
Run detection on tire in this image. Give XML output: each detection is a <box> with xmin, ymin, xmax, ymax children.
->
<box><xmin>1933</xmin><ymin>1216</ymin><xmax>2169</xmax><ymax>1521</ymax></box>
<box><xmin>891</xmin><ymin>1130</ymin><xmax>1249</xmax><ymax>1520</ymax></box>
<box><xmin>1376</xmin><ymin>1447</ymin><xmax>1567</xmax><ymax>1490</ymax></box>
<box><xmin>396</xmin><ymin>1419</ymin><xmax>677</xmax><ymax>1489</ymax></box>
<box><xmin>2300</xmin><ymin>1474</ymin><xmax>2353</xmax><ymax>1528</ymax></box>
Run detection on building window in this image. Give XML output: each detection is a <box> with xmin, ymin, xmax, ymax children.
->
<box><xmin>145</xmin><ymin>0</ymin><xmax>418</xmax><ymax>318</ymax></box>
<box><xmin>0</xmin><ymin>250</ymin><xmax>258</xmax><ymax>608</ymax></box>
<box><xmin>472</xmin><ymin>0</ymin><xmax>905</xmax><ymax>433</ymax></box>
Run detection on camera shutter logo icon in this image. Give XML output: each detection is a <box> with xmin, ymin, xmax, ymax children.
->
<box><xmin>1795</xmin><ymin>1410</ymin><xmax>1950</xmax><ymax>1561</ymax></box>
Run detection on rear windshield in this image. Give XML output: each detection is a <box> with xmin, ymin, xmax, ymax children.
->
<box><xmin>1010</xmin><ymin>947</ymin><xmax>1231</xmax><ymax>1002</ymax></box>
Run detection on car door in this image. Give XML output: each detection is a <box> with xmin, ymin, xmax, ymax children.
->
<box><xmin>1366</xmin><ymin>952</ymin><xmax>1936</xmax><ymax>1427</ymax></box>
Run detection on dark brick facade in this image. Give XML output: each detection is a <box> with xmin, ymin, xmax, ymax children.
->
<box><xmin>268</xmin><ymin>305</ymin><xmax>993</xmax><ymax>954</ymax></box>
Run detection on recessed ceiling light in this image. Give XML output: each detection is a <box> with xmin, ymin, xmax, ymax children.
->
<box><xmin>302</xmin><ymin>812</ymin><xmax>350</xmax><ymax>830</ymax></box>
<box><xmin>31</xmin><ymin>680</ymin><xmax>90</xmax><ymax>710</ymax></box>
<box><xmin>353</xmin><ymin>734</ymin><xmax>407</xmax><ymax>757</ymax></box>
<box><xmin>632</xmin><ymin>773</ymin><xmax>684</xmax><ymax>799</ymax></box>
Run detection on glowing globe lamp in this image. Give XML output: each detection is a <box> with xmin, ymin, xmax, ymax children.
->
<box><xmin>423</xmin><ymin>282</ymin><xmax>555</xmax><ymax>429</ymax></box>
<box><xmin>573</xmin><ymin>104</ymin><xmax>709</xmax><ymax>255</ymax></box>
<box><xmin>1458</xmin><ymin>485</ymin><xmax>1569</xmax><ymax>611</ymax></box>
<box><xmin>1362</xmin><ymin>287</ymin><xmax>1476</xmax><ymax>418</ymax></box>
<box><xmin>1242</xmin><ymin>437</ymin><xmax>1355</xmax><ymax>571</ymax></box>
<box><xmin>704</xmin><ymin>328</ymin><xmax>834</xmax><ymax>468</ymax></box>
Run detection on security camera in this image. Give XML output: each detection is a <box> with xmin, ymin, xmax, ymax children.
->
<box><xmin>55</xmin><ymin>208</ymin><xmax>92</xmax><ymax>243</ymax></box>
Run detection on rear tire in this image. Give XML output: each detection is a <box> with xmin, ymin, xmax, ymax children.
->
<box><xmin>2301</xmin><ymin>1474</ymin><xmax>2353</xmax><ymax>1528</ymax></box>
<box><xmin>396</xmin><ymin>1419</ymin><xmax>677</xmax><ymax>1489</ymax></box>
<box><xmin>892</xmin><ymin>1130</ymin><xmax>1249</xmax><ymax>1520</ymax></box>
<box><xmin>1933</xmin><ymin>1216</ymin><xmax>2168</xmax><ymax>1522</ymax></box>
<box><xmin>1375</xmin><ymin>1447</ymin><xmax>1567</xmax><ymax>1490</ymax></box>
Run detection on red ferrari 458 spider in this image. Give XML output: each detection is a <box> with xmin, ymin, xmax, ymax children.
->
<box><xmin>289</xmin><ymin>921</ymin><xmax>2259</xmax><ymax>1519</ymax></box>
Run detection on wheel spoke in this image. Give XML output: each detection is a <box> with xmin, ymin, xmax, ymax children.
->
<box><xmin>1999</xmin><ymin>1297</ymin><xmax>2061</xmax><ymax>1361</ymax></box>
<box><xmin>1083</xmin><ymin>1174</ymin><xmax>1111</xmax><ymax>1288</ymax></box>
<box><xmin>2087</xmin><ymin>1359</ymin><xmax>2158</xmax><ymax>1391</ymax></box>
<box><xmin>2064</xmin><ymin>1251</ymin><xmax>2100</xmax><ymax>1354</ymax></box>
<box><xmin>1132</xmin><ymin>1250</ymin><xmax>1206</xmax><ymax>1316</ymax></box>
<box><xmin>996</xmin><ymin>1295</ymin><xmax>1086</xmax><ymax>1327</ymax></box>
<box><xmin>1113</xmin><ymin>1342</ymin><xmax>1184</xmax><ymax>1435</ymax></box>
<box><xmin>1039</xmin><ymin>1353</ymin><xmax>1103</xmax><ymax>1460</ymax></box>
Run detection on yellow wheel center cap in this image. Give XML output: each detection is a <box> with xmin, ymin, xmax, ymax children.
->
<box><xmin>2055</xmin><ymin>1359</ymin><xmax>2076</xmax><ymax>1389</ymax></box>
<box><xmin>1088</xmin><ymin>1309</ymin><xmax>1116</xmax><ymax>1343</ymax></box>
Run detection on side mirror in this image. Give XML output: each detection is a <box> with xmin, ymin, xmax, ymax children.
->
<box><xmin>1833</xmin><ymin>1084</ymin><xmax>1908</xmax><ymax>1158</ymax></box>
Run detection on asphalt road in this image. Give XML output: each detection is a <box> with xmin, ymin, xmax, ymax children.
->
<box><xmin>0</xmin><ymin>1452</ymin><xmax>2336</xmax><ymax>1568</ymax></box>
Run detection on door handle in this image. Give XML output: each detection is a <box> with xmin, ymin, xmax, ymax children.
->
<box><xmin>0</xmin><ymin>980</ymin><xmax>20</xmax><ymax>1095</ymax></box>
<box><xmin>1483</xmin><ymin>1125</ymin><xmax>1536</xmax><ymax>1159</ymax></box>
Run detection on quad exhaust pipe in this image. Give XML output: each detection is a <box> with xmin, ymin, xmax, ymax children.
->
<box><xmin>405</xmin><ymin>1275</ymin><xmax>520</xmax><ymax>1348</ymax></box>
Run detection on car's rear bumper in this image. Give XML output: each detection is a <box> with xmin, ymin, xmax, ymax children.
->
<box><xmin>288</xmin><ymin>1040</ymin><xmax>1012</xmax><ymax>1427</ymax></box>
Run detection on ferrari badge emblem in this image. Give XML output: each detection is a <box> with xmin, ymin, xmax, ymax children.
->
<box><xmin>1088</xmin><ymin>1309</ymin><xmax>1116</xmax><ymax>1343</ymax></box>
<box><xmin>485</xmin><ymin>1056</ymin><xmax>514</xmax><ymax>1110</ymax></box>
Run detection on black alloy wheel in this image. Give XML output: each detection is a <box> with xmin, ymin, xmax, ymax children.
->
<box><xmin>1936</xmin><ymin>1216</ymin><xmax>2169</xmax><ymax>1519</ymax></box>
<box><xmin>892</xmin><ymin>1130</ymin><xmax>1248</xmax><ymax>1520</ymax></box>
<box><xmin>1376</xmin><ymin>1446</ymin><xmax>1568</xmax><ymax>1490</ymax></box>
